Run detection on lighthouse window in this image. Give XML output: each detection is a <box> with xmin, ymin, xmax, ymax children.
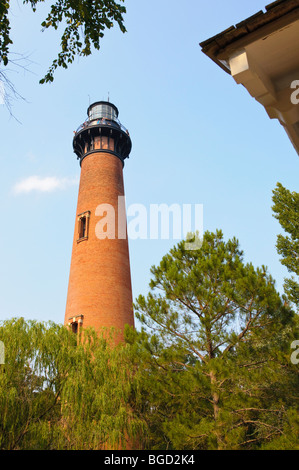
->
<box><xmin>101</xmin><ymin>136</ymin><xmax>108</xmax><ymax>149</ymax></box>
<box><xmin>94</xmin><ymin>136</ymin><xmax>101</xmax><ymax>149</ymax></box>
<box><xmin>68</xmin><ymin>315</ymin><xmax>84</xmax><ymax>337</ymax></box>
<box><xmin>109</xmin><ymin>138</ymin><xmax>115</xmax><ymax>151</ymax></box>
<box><xmin>89</xmin><ymin>104</ymin><xmax>117</xmax><ymax>122</ymax></box>
<box><xmin>81</xmin><ymin>217</ymin><xmax>86</xmax><ymax>238</ymax></box>
<box><xmin>77</xmin><ymin>211</ymin><xmax>90</xmax><ymax>242</ymax></box>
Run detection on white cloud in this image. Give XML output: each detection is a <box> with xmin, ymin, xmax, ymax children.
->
<box><xmin>13</xmin><ymin>175</ymin><xmax>79</xmax><ymax>194</ymax></box>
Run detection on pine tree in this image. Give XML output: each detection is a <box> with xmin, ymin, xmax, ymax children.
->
<box><xmin>272</xmin><ymin>182</ymin><xmax>299</xmax><ymax>310</ymax></box>
<box><xmin>134</xmin><ymin>231</ymin><xmax>298</xmax><ymax>450</ymax></box>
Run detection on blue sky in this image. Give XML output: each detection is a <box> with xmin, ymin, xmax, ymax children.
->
<box><xmin>0</xmin><ymin>0</ymin><xmax>298</xmax><ymax>326</ymax></box>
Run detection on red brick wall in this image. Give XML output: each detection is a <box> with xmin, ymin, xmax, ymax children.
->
<box><xmin>64</xmin><ymin>152</ymin><xmax>134</xmax><ymax>337</ymax></box>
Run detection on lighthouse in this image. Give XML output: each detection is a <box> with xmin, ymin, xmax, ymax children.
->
<box><xmin>64</xmin><ymin>101</ymin><xmax>134</xmax><ymax>339</ymax></box>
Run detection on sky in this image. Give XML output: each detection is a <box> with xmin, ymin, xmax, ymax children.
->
<box><xmin>0</xmin><ymin>0</ymin><xmax>298</xmax><ymax>326</ymax></box>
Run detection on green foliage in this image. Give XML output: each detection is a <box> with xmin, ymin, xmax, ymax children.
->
<box><xmin>272</xmin><ymin>182</ymin><xmax>299</xmax><ymax>309</ymax></box>
<box><xmin>0</xmin><ymin>318</ymin><xmax>72</xmax><ymax>449</ymax></box>
<box><xmin>0</xmin><ymin>319</ymin><xmax>145</xmax><ymax>450</ymax></box>
<box><xmin>134</xmin><ymin>230</ymin><xmax>299</xmax><ymax>450</ymax></box>
<box><xmin>0</xmin><ymin>1</ymin><xmax>11</xmax><ymax>66</ymax></box>
<box><xmin>0</xmin><ymin>0</ymin><xmax>127</xmax><ymax>83</ymax></box>
<box><xmin>1</xmin><ymin>231</ymin><xmax>298</xmax><ymax>450</ymax></box>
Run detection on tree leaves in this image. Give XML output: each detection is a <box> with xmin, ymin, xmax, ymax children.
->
<box><xmin>134</xmin><ymin>231</ymin><xmax>298</xmax><ymax>449</ymax></box>
<box><xmin>135</xmin><ymin>231</ymin><xmax>285</xmax><ymax>364</ymax></box>
<box><xmin>0</xmin><ymin>319</ymin><xmax>145</xmax><ymax>450</ymax></box>
<box><xmin>1</xmin><ymin>0</ymin><xmax>127</xmax><ymax>83</ymax></box>
<box><xmin>272</xmin><ymin>182</ymin><xmax>299</xmax><ymax>309</ymax></box>
<box><xmin>0</xmin><ymin>1</ymin><xmax>12</xmax><ymax>66</ymax></box>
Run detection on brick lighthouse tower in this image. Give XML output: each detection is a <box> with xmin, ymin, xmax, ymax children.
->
<box><xmin>64</xmin><ymin>101</ymin><xmax>134</xmax><ymax>338</ymax></box>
